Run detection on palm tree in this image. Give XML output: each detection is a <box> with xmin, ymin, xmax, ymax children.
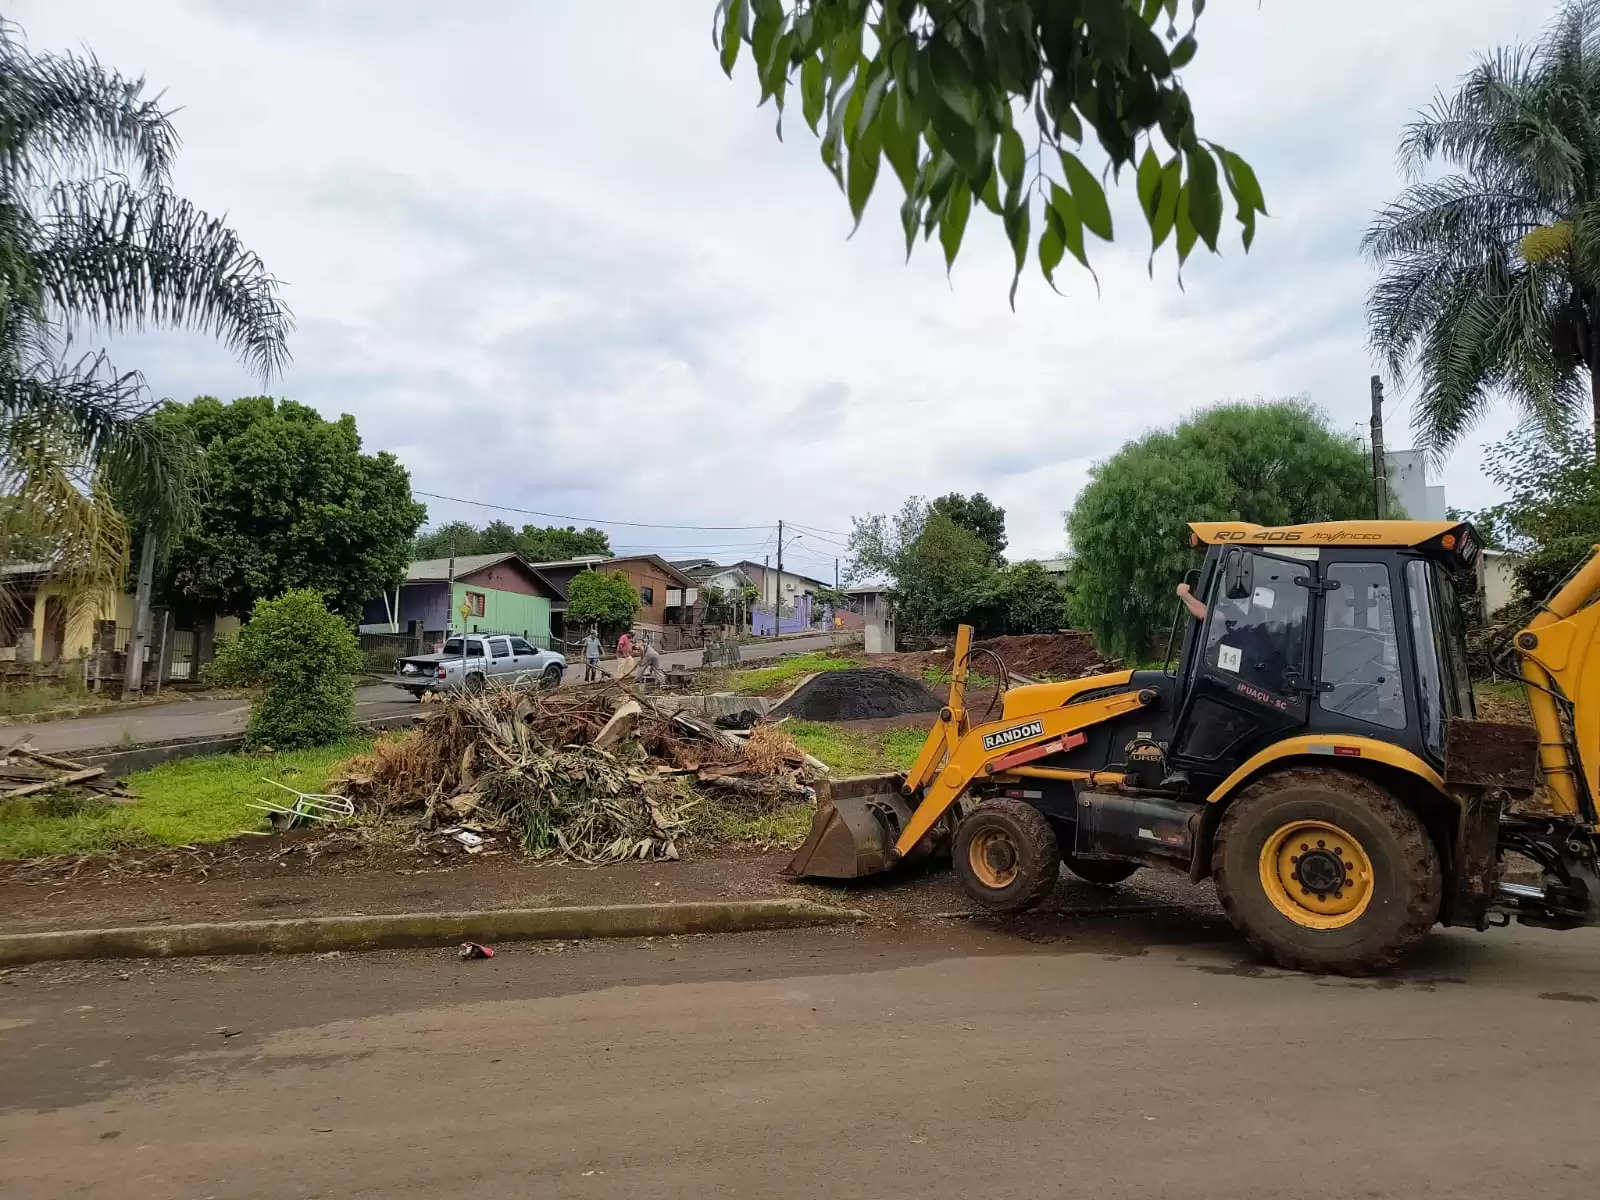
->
<box><xmin>0</xmin><ymin>20</ymin><xmax>291</xmax><ymax>616</ymax></box>
<box><xmin>1364</xmin><ymin>0</ymin><xmax>1600</xmax><ymax>462</ymax></box>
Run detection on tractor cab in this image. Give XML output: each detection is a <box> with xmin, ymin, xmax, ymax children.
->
<box><xmin>1168</xmin><ymin>520</ymin><xmax>1483</xmax><ymax>785</ymax></box>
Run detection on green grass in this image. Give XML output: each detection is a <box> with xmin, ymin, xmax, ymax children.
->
<box><xmin>698</xmin><ymin>802</ymin><xmax>815</xmax><ymax>848</ymax></box>
<box><xmin>0</xmin><ymin>737</ymin><xmax>373</xmax><ymax>859</ymax></box>
<box><xmin>729</xmin><ymin>651</ymin><xmax>860</xmax><ymax>695</ymax></box>
<box><xmin>786</xmin><ymin>721</ymin><xmax>930</xmax><ymax>775</ymax></box>
<box><xmin>0</xmin><ymin>676</ymin><xmax>91</xmax><ymax>718</ymax></box>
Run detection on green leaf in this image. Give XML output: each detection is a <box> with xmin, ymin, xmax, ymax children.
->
<box><xmin>1174</xmin><ymin>184</ymin><xmax>1197</xmax><ymax>265</ymax></box>
<box><xmin>999</xmin><ymin>127</ymin><xmax>1025</xmax><ymax>197</ymax></box>
<box><xmin>1216</xmin><ymin>145</ymin><xmax>1267</xmax><ymax>216</ymax></box>
<box><xmin>1060</xmin><ymin>151</ymin><xmax>1113</xmax><ymax>241</ymax></box>
<box><xmin>1185</xmin><ymin>146</ymin><xmax>1221</xmax><ymax>250</ymax></box>
<box><xmin>940</xmin><ymin>180</ymin><xmax>972</xmax><ymax>271</ymax></box>
<box><xmin>1136</xmin><ymin>146</ymin><xmax>1161</xmax><ymax>221</ymax></box>
<box><xmin>1003</xmin><ymin>199</ymin><xmax>1030</xmax><ymax>309</ymax></box>
<box><xmin>855</xmin><ymin>60</ymin><xmax>892</xmax><ymax>144</ymax></box>
<box><xmin>879</xmin><ymin>86</ymin><xmax>919</xmax><ymax>192</ymax></box>
<box><xmin>752</xmin><ymin>0</ymin><xmax>782</xmax><ymax>98</ymax></box>
<box><xmin>980</xmin><ymin>166</ymin><xmax>1002</xmax><ymax>215</ymax></box>
<box><xmin>847</xmin><ymin>120</ymin><xmax>882</xmax><ymax>232</ymax></box>
<box><xmin>1150</xmin><ymin>156</ymin><xmax>1181</xmax><ymax>261</ymax></box>
<box><xmin>1039</xmin><ymin>204</ymin><xmax>1065</xmax><ymax>288</ymax></box>
<box><xmin>900</xmin><ymin>189</ymin><xmax>921</xmax><ymax>261</ymax></box>
<box><xmin>1049</xmin><ymin>181</ymin><xmax>1090</xmax><ymax>272</ymax></box>
<box><xmin>923</xmin><ymin>152</ymin><xmax>959</xmax><ymax>238</ymax></box>
<box><xmin>1169</xmin><ymin>34</ymin><xmax>1197</xmax><ymax>69</ymax></box>
<box><xmin>720</xmin><ymin>0</ymin><xmax>746</xmax><ymax>76</ymax></box>
<box><xmin>801</xmin><ymin>56</ymin><xmax>824</xmax><ymax>132</ymax></box>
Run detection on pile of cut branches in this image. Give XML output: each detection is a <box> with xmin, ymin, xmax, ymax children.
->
<box><xmin>331</xmin><ymin>681</ymin><xmax>816</xmax><ymax>863</ymax></box>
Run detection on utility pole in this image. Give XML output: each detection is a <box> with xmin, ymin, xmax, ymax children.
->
<box><xmin>1370</xmin><ymin>375</ymin><xmax>1388</xmax><ymax>520</ymax></box>
<box><xmin>122</xmin><ymin>529</ymin><xmax>156</xmax><ymax>700</ymax></box>
<box><xmin>835</xmin><ymin>558</ymin><xmax>839</xmax><ymax>589</ymax></box>
<box><xmin>773</xmin><ymin>520</ymin><xmax>783</xmax><ymax>639</ymax></box>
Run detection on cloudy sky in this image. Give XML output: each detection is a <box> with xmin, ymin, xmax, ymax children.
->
<box><xmin>13</xmin><ymin>0</ymin><xmax>1561</xmax><ymax>579</ymax></box>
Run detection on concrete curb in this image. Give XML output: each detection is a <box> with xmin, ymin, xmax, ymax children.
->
<box><xmin>0</xmin><ymin>899</ymin><xmax>866</xmax><ymax>966</ymax></box>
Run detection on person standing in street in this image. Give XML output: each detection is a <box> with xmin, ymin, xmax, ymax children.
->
<box><xmin>614</xmin><ymin>629</ymin><xmax>633</xmax><ymax>681</ymax></box>
<box><xmin>581</xmin><ymin>627</ymin><xmax>603</xmax><ymax>682</ymax></box>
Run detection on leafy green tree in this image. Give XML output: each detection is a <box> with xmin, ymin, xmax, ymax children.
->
<box><xmin>849</xmin><ymin>498</ymin><xmax>992</xmax><ymax>637</ymax></box>
<box><xmin>714</xmin><ymin>0</ymin><xmax>1265</xmax><ymax>301</ymax></box>
<box><xmin>154</xmin><ymin>397</ymin><xmax>425</xmax><ymax>619</ymax></box>
<box><xmin>0</xmin><ymin>21</ymin><xmax>289</xmax><ymax>603</ymax></box>
<box><xmin>1066</xmin><ymin>401</ymin><xmax>1374</xmax><ymax>657</ymax></box>
<box><xmin>1364</xmin><ymin>1</ymin><xmax>1600</xmax><ymax>460</ymax></box>
<box><xmin>412</xmin><ymin>520</ymin><xmax>611</xmax><ymax>562</ymax></box>
<box><xmin>566</xmin><ymin>569</ymin><xmax>642</xmax><ymax>632</ymax></box>
<box><xmin>207</xmin><ymin>589</ymin><xmax>364</xmax><ymax>750</ymax></box>
<box><xmin>930</xmin><ymin>492</ymin><xmax>1007</xmax><ymax>562</ymax></box>
<box><xmin>957</xmin><ymin>559</ymin><xmax>1071</xmax><ymax>637</ymax></box>
<box><xmin>1480</xmin><ymin>420</ymin><xmax>1600</xmax><ymax>605</ymax></box>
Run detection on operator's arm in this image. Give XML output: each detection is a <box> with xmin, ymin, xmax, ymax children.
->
<box><xmin>1177</xmin><ymin>582</ymin><xmax>1208</xmax><ymax>621</ymax></box>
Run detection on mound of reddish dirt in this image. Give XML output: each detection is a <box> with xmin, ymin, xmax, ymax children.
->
<box><xmin>973</xmin><ymin>631</ymin><xmax>1119</xmax><ymax>678</ymax></box>
<box><xmin>771</xmin><ymin>668</ymin><xmax>945</xmax><ymax>721</ymax></box>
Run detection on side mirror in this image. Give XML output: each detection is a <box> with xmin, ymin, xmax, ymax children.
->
<box><xmin>1224</xmin><ymin>551</ymin><xmax>1254</xmax><ymax>600</ymax></box>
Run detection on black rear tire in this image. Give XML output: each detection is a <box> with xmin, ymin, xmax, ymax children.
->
<box><xmin>1212</xmin><ymin>767</ymin><xmax>1441</xmax><ymax>976</ymax></box>
<box><xmin>952</xmin><ymin>799</ymin><xmax>1059</xmax><ymax>914</ymax></box>
<box><xmin>1063</xmin><ymin>856</ymin><xmax>1140</xmax><ymax>887</ymax></box>
<box><xmin>464</xmin><ymin>672</ymin><xmax>486</xmax><ymax>695</ymax></box>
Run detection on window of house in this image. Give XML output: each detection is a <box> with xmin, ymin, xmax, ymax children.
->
<box><xmin>639</xmin><ymin>586</ymin><xmax>654</xmax><ymax>606</ymax></box>
<box><xmin>464</xmin><ymin>591</ymin><xmax>486</xmax><ymax>617</ymax></box>
<box><xmin>1319</xmin><ymin>562</ymin><xmax>1405</xmax><ymax>730</ymax></box>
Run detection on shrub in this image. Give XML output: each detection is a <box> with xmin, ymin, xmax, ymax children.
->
<box><xmin>208</xmin><ymin>588</ymin><xmax>365</xmax><ymax>749</ymax></box>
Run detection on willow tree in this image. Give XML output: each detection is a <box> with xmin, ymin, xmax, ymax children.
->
<box><xmin>1364</xmin><ymin>0</ymin><xmax>1600</xmax><ymax>461</ymax></box>
<box><xmin>0</xmin><ymin>20</ymin><xmax>291</xmax><ymax>621</ymax></box>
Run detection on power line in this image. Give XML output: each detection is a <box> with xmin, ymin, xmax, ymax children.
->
<box><xmin>416</xmin><ymin>490</ymin><xmax>775</xmax><ymax>532</ymax></box>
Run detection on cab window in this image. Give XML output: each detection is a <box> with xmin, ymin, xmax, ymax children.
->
<box><xmin>1406</xmin><ymin>560</ymin><xmax>1475</xmax><ymax>758</ymax></box>
<box><xmin>1202</xmin><ymin>551</ymin><xmax>1310</xmax><ymax>697</ymax></box>
<box><xmin>488</xmin><ymin>637</ymin><xmax>512</xmax><ymax>659</ymax></box>
<box><xmin>1319</xmin><ymin>562</ymin><xmax>1405</xmax><ymax>730</ymax></box>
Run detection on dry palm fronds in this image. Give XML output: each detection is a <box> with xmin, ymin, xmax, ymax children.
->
<box><xmin>740</xmin><ymin>724</ymin><xmax>802</xmax><ymax>774</ymax></box>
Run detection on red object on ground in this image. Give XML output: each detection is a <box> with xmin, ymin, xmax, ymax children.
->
<box><xmin>458</xmin><ymin>941</ymin><xmax>495</xmax><ymax>959</ymax></box>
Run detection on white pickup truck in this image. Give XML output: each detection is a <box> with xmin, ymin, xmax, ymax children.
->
<box><xmin>391</xmin><ymin>633</ymin><xmax>565</xmax><ymax>698</ymax></box>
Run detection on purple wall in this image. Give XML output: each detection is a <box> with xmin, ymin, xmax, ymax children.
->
<box><xmin>751</xmin><ymin>594</ymin><xmax>815</xmax><ymax>636</ymax></box>
<box><xmin>361</xmin><ymin>582</ymin><xmax>449</xmax><ymax>632</ymax></box>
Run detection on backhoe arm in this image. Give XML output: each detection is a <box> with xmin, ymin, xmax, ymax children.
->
<box><xmin>1517</xmin><ymin>544</ymin><xmax>1600</xmax><ymax>817</ymax></box>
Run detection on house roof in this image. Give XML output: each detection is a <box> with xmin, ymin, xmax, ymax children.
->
<box><xmin>0</xmin><ymin>561</ymin><xmax>51</xmax><ymax>581</ymax></box>
<box><xmin>528</xmin><ymin>554</ymin><xmax>697</xmax><ymax>590</ymax></box>
<box><xmin>404</xmin><ymin>552</ymin><xmax>560</xmax><ymax>595</ymax></box>
<box><xmin>732</xmin><ymin>559</ymin><xmax>831</xmax><ymax>588</ymax></box>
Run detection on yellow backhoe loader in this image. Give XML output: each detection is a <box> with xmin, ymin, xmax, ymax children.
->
<box><xmin>787</xmin><ymin>519</ymin><xmax>1600</xmax><ymax>974</ymax></box>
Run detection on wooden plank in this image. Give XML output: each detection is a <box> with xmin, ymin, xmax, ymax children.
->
<box><xmin>13</xmin><ymin>746</ymin><xmax>89</xmax><ymax>772</ymax></box>
<box><xmin>1</xmin><ymin>767</ymin><xmax>105</xmax><ymax>801</ymax></box>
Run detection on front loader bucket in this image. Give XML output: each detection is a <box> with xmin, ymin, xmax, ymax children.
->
<box><xmin>784</xmin><ymin>774</ymin><xmax>916</xmax><ymax>879</ymax></box>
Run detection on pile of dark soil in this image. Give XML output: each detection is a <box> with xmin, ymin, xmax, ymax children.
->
<box><xmin>975</xmin><ymin>632</ymin><xmax>1119</xmax><ymax>678</ymax></box>
<box><xmin>771</xmin><ymin>668</ymin><xmax>945</xmax><ymax>721</ymax></box>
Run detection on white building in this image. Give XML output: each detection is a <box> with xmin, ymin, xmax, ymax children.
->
<box><xmin>1384</xmin><ymin>450</ymin><xmax>1448</xmax><ymax>521</ymax></box>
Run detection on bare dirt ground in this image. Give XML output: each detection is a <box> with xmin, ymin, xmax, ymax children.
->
<box><xmin>0</xmin><ymin>823</ymin><xmax>1214</xmax><ymax>936</ymax></box>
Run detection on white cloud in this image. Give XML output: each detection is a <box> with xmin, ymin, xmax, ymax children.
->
<box><xmin>11</xmin><ymin>0</ymin><xmax>1558</xmax><ymax>569</ymax></box>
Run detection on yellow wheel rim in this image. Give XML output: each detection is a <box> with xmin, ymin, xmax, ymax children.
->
<box><xmin>1258</xmin><ymin>820</ymin><xmax>1375</xmax><ymax>930</ymax></box>
<box><xmin>969</xmin><ymin>828</ymin><xmax>1019</xmax><ymax>889</ymax></box>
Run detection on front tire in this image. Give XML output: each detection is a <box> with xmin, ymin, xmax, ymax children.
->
<box><xmin>1213</xmin><ymin>767</ymin><xmax>1441</xmax><ymax>975</ymax></box>
<box><xmin>953</xmin><ymin>800</ymin><xmax>1059</xmax><ymax>913</ymax></box>
<box><xmin>541</xmin><ymin>664</ymin><xmax>563</xmax><ymax>689</ymax></box>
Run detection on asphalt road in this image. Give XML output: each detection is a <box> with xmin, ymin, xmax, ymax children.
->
<box><xmin>4</xmin><ymin>911</ymin><xmax>1600</xmax><ymax>1198</ymax></box>
<box><xmin>18</xmin><ymin>633</ymin><xmax>854</xmax><ymax>755</ymax></box>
